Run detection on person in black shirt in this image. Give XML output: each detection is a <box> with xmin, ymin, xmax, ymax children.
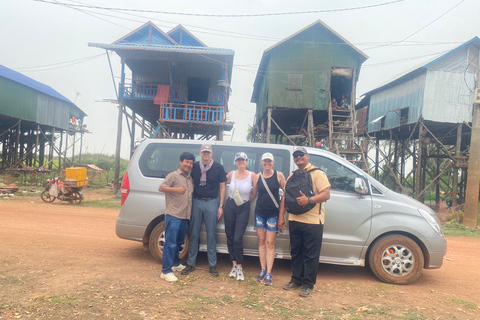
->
<box><xmin>182</xmin><ymin>144</ymin><xmax>226</xmax><ymax>277</ymax></box>
<box><xmin>251</xmin><ymin>152</ymin><xmax>286</xmax><ymax>286</ymax></box>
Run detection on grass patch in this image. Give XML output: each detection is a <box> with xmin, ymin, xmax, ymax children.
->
<box><xmin>442</xmin><ymin>222</ymin><xmax>480</xmax><ymax>238</ymax></box>
<box><xmin>452</xmin><ymin>298</ymin><xmax>477</xmax><ymax>310</ymax></box>
<box><xmin>244</xmin><ymin>276</ymin><xmax>266</xmax><ymax>294</ymax></box>
<box><xmin>0</xmin><ymin>275</ymin><xmax>23</xmax><ymax>285</ymax></box>
<box><xmin>41</xmin><ymin>295</ymin><xmax>81</xmax><ymax>305</ymax></box>
<box><xmin>178</xmin><ymin>294</ymin><xmax>222</xmax><ymax>312</ymax></box>
<box><xmin>241</xmin><ymin>295</ymin><xmax>260</xmax><ymax>309</ymax></box>
<box><xmin>80</xmin><ymin>197</ymin><xmax>120</xmax><ymax>209</ymax></box>
<box><xmin>400</xmin><ymin>312</ymin><xmax>428</xmax><ymax>320</ymax></box>
<box><xmin>191</xmin><ymin>294</ymin><xmax>222</xmax><ymax>305</ymax></box>
<box><xmin>367</xmin><ymin>283</ymin><xmax>394</xmax><ymax>297</ymax></box>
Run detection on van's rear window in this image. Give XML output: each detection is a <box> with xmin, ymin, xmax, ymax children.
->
<box><xmin>138</xmin><ymin>144</ymin><xmax>200</xmax><ymax>178</ymax></box>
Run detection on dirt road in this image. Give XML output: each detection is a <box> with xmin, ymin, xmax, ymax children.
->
<box><xmin>1</xmin><ymin>197</ymin><xmax>479</xmax><ymax>319</ymax></box>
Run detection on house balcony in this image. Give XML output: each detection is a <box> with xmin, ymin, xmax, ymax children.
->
<box><xmin>121</xmin><ymin>84</ymin><xmax>226</xmax><ymax>106</ymax></box>
<box><xmin>160</xmin><ymin>103</ymin><xmax>224</xmax><ymax>125</ymax></box>
<box><xmin>120</xmin><ymin>83</ymin><xmax>227</xmax><ymax>125</ymax></box>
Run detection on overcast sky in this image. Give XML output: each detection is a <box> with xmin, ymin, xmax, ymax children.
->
<box><xmin>1</xmin><ymin>0</ymin><xmax>479</xmax><ymax>159</ymax></box>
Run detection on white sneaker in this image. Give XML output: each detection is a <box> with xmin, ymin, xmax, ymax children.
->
<box><xmin>172</xmin><ymin>264</ymin><xmax>186</xmax><ymax>272</ymax></box>
<box><xmin>229</xmin><ymin>266</ymin><xmax>237</xmax><ymax>278</ymax></box>
<box><xmin>160</xmin><ymin>272</ymin><xmax>178</xmax><ymax>282</ymax></box>
<box><xmin>236</xmin><ymin>268</ymin><xmax>244</xmax><ymax>281</ymax></box>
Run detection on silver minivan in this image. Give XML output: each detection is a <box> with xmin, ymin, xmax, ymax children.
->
<box><xmin>117</xmin><ymin>139</ymin><xmax>446</xmax><ymax>284</ymax></box>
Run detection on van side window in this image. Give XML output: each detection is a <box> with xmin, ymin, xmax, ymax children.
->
<box><xmin>308</xmin><ymin>154</ymin><xmax>357</xmax><ymax>192</ymax></box>
<box><xmin>371</xmin><ymin>185</ymin><xmax>383</xmax><ymax>195</ymax></box>
<box><xmin>215</xmin><ymin>146</ymin><xmax>290</xmax><ymax>176</ymax></box>
<box><xmin>139</xmin><ymin>144</ymin><xmax>199</xmax><ymax>178</ymax></box>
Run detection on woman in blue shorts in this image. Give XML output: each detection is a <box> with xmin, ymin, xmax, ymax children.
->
<box><xmin>251</xmin><ymin>152</ymin><xmax>285</xmax><ymax>285</ymax></box>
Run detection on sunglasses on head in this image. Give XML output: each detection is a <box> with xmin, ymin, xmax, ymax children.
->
<box><xmin>293</xmin><ymin>152</ymin><xmax>305</xmax><ymax>158</ymax></box>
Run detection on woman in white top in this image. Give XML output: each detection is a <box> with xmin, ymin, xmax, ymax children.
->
<box><xmin>224</xmin><ymin>152</ymin><xmax>255</xmax><ymax>281</ymax></box>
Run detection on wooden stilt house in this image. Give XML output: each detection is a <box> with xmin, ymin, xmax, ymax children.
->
<box><xmin>251</xmin><ymin>20</ymin><xmax>368</xmax><ymax>168</ymax></box>
<box><xmin>0</xmin><ymin>64</ymin><xmax>87</xmax><ymax>171</ymax></box>
<box><xmin>90</xmin><ymin>22</ymin><xmax>235</xmax><ymax>145</ymax></box>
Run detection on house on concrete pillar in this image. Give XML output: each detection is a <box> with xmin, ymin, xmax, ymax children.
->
<box><xmin>251</xmin><ymin>20</ymin><xmax>368</xmax><ymax>166</ymax></box>
<box><xmin>89</xmin><ymin>21</ymin><xmax>235</xmax><ymax>144</ymax></box>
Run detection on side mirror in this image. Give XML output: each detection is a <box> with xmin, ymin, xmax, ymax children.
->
<box><xmin>354</xmin><ymin>177</ymin><xmax>369</xmax><ymax>195</ymax></box>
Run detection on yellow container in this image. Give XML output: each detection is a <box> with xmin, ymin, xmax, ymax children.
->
<box><xmin>65</xmin><ymin>167</ymin><xmax>87</xmax><ymax>182</ymax></box>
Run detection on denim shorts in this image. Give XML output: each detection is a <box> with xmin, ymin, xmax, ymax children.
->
<box><xmin>254</xmin><ymin>213</ymin><xmax>278</xmax><ymax>232</ymax></box>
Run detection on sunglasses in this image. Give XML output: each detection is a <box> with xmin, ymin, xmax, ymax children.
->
<box><xmin>293</xmin><ymin>152</ymin><xmax>305</xmax><ymax>158</ymax></box>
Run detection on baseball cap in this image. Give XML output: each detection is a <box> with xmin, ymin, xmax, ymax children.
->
<box><xmin>234</xmin><ymin>152</ymin><xmax>248</xmax><ymax>161</ymax></box>
<box><xmin>200</xmin><ymin>144</ymin><xmax>212</xmax><ymax>153</ymax></box>
<box><xmin>261</xmin><ymin>152</ymin><xmax>274</xmax><ymax>161</ymax></box>
<box><xmin>293</xmin><ymin>146</ymin><xmax>308</xmax><ymax>155</ymax></box>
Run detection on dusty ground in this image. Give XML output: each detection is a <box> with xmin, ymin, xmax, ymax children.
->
<box><xmin>1</xmin><ymin>191</ymin><xmax>479</xmax><ymax>320</ymax></box>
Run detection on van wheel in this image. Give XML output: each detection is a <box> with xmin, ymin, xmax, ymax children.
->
<box><xmin>368</xmin><ymin>234</ymin><xmax>424</xmax><ymax>285</ymax></box>
<box><xmin>148</xmin><ymin>222</ymin><xmax>189</xmax><ymax>264</ymax></box>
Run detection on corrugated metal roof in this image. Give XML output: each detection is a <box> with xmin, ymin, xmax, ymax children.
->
<box><xmin>362</xmin><ymin>37</ymin><xmax>480</xmax><ymax>97</ymax></box>
<box><xmin>88</xmin><ymin>42</ymin><xmax>234</xmax><ymax>56</ymax></box>
<box><xmin>0</xmin><ymin>64</ymin><xmax>86</xmax><ymax>118</ymax></box>
<box><xmin>0</xmin><ymin>64</ymin><xmax>73</xmax><ymax>104</ymax></box>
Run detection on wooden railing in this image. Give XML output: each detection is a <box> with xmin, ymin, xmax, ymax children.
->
<box><xmin>122</xmin><ymin>84</ymin><xmax>158</xmax><ymax>100</ymax></box>
<box><xmin>122</xmin><ymin>84</ymin><xmax>226</xmax><ymax>106</ymax></box>
<box><xmin>160</xmin><ymin>103</ymin><xmax>224</xmax><ymax>125</ymax></box>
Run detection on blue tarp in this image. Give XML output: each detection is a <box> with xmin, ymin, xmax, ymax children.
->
<box><xmin>0</xmin><ymin>64</ymin><xmax>73</xmax><ymax>104</ymax></box>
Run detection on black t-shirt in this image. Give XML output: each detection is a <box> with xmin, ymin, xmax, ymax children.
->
<box><xmin>255</xmin><ymin>170</ymin><xmax>280</xmax><ymax>218</ymax></box>
<box><xmin>191</xmin><ymin>161</ymin><xmax>227</xmax><ymax>199</ymax></box>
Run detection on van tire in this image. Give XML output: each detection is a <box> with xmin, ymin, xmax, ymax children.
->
<box><xmin>148</xmin><ymin>222</ymin><xmax>189</xmax><ymax>264</ymax></box>
<box><xmin>368</xmin><ymin>234</ymin><xmax>424</xmax><ymax>285</ymax></box>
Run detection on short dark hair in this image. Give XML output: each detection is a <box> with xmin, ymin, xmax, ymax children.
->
<box><xmin>180</xmin><ymin>152</ymin><xmax>195</xmax><ymax>162</ymax></box>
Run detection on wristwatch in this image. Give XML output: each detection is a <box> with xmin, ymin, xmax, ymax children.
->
<box><xmin>220</xmin><ymin>204</ymin><xmax>225</xmax><ymax>208</ymax></box>
<box><xmin>308</xmin><ymin>197</ymin><xmax>313</xmax><ymax>204</ymax></box>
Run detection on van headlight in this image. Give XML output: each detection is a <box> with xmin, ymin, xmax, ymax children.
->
<box><xmin>418</xmin><ymin>208</ymin><xmax>443</xmax><ymax>236</ymax></box>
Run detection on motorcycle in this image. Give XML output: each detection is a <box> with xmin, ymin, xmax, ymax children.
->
<box><xmin>41</xmin><ymin>177</ymin><xmax>84</xmax><ymax>204</ymax></box>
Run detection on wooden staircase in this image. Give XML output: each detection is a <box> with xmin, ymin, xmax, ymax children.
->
<box><xmin>328</xmin><ymin>102</ymin><xmax>369</xmax><ymax>172</ymax></box>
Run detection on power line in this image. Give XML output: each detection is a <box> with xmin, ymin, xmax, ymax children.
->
<box><xmin>35</xmin><ymin>0</ymin><xmax>404</xmax><ymax>17</ymax></box>
<box><xmin>52</xmin><ymin>0</ymin><xmax>132</xmax><ymax>29</ymax></box>
<box><xmin>11</xmin><ymin>53</ymin><xmax>106</xmax><ymax>70</ymax></box>
<box><xmin>362</xmin><ymin>50</ymin><xmax>450</xmax><ymax>68</ymax></box>
<box><xmin>66</xmin><ymin>0</ymin><xmax>279</xmax><ymax>41</ymax></box>
<box><xmin>38</xmin><ymin>0</ymin><xmax>465</xmax><ymax>49</ymax></box>
<box><xmin>364</xmin><ymin>0</ymin><xmax>465</xmax><ymax>50</ymax></box>
<box><xmin>8</xmin><ymin>53</ymin><xmax>106</xmax><ymax>72</ymax></box>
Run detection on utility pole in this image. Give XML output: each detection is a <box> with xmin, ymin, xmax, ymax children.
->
<box><xmin>464</xmin><ymin>51</ymin><xmax>480</xmax><ymax>228</ymax></box>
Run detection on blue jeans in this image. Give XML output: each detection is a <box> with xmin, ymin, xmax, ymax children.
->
<box><xmin>162</xmin><ymin>214</ymin><xmax>188</xmax><ymax>274</ymax></box>
<box><xmin>187</xmin><ymin>198</ymin><xmax>219</xmax><ymax>267</ymax></box>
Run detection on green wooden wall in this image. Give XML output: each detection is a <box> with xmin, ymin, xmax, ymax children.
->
<box><xmin>255</xmin><ymin>24</ymin><xmax>363</xmax><ymax>122</ymax></box>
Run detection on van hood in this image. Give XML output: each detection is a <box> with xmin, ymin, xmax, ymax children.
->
<box><xmin>398</xmin><ymin>193</ymin><xmax>433</xmax><ymax>213</ymax></box>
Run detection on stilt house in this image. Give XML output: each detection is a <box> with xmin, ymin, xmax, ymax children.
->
<box><xmin>251</xmin><ymin>20</ymin><xmax>368</xmax><ymax>167</ymax></box>
<box><xmin>356</xmin><ymin>37</ymin><xmax>480</xmax><ymax>205</ymax></box>
<box><xmin>0</xmin><ymin>65</ymin><xmax>87</xmax><ymax>170</ymax></box>
<box><xmin>89</xmin><ymin>22</ymin><xmax>235</xmax><ymax>146</ymax></box>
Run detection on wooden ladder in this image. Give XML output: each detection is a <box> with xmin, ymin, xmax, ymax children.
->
<box><xmin>328</xmin><ymin>101</ymin><xmax>368</xmax><ymax>172</ymax></box>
